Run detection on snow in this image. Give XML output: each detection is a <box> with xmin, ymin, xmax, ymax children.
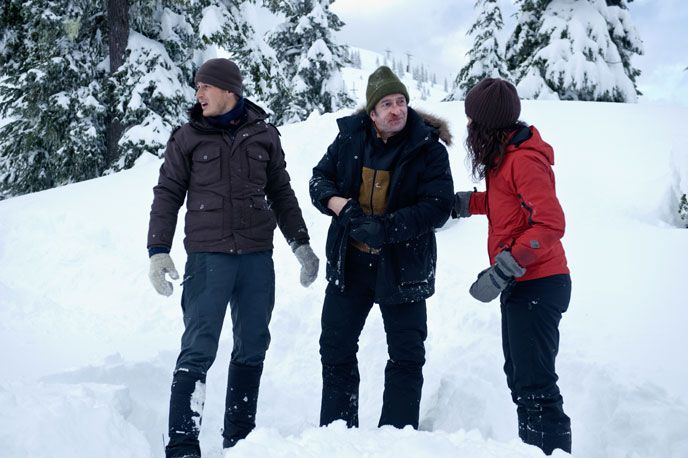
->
<box><xmin>199</xmin><ymin>5</ymin><xmax>230</xmax><ymax>41</ymax></box>
<box><xmin>341</xmin><ymin>47</ymin><xmax>448</xmax><ymax>107</ymax></box>
<box><xmin>2</xmin><ymin>47</ymin><xmax>688</xmax><ymax>457</ymax></box>
<box><xmin>125</xmin><ymin>32</ymin><xmax>193</xmax><ymax>111</ymax></box>
<box><xmin>514</xmin><ymin>0</ymin><xmax>639</xmax><ymax>102</ymax></box>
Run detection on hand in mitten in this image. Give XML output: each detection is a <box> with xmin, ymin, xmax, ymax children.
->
<box><xmin>149</xmin><ymin>253</ymin><xmax>179</xmax><ymax>296</ymax></box>
<box><xmin>290</xmin><ymin>242</ymin><xmax>320</xmax><ymax>287</ymax></box>
<box><xmin>451</xmin><ymin>191</ymin><xmax>473</xmax><ymax>219</ymax></box>
<box><xmin>469</xmin><ymin>251</ymin><xmax>526</xmax><ymax>303</ymax></box>
<box><xmin>349</xmin><ymin>216</ymin><xmax>387</xmax><ymax>249</ymax></box>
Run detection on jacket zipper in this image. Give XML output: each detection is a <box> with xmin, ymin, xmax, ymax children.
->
<box><xmin>370</xmin><ymin>169</ymin><xmax>378</xmax><ymax>215</ymax></box>
<box><xmin>517</xmin><ymin>193</ymin><xmax>535</xmax><ymax>225</ymax></box>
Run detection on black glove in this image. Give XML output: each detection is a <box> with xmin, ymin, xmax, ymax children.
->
<box><xmin>337</xmin><ymin>199</ymin><xmax>365</xmax><ymax>226</ymax></box>
<box><xmin>469</xmin><ymin>251</ymin><xmax>526</xmax><ymax>303</ymax></box>
<box><xmin>451</xmin><ymin>191</ymin><xmax>473</xmax><ymax>219</ymax></box>
<box><xmin>349</xmin><ymin>216</ymin><xmax>387</xmax><ymax>249</ymax></box>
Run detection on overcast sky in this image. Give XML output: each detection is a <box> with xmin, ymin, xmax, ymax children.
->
<box><xmin>330</xmin><ymin>0</ymin><xmax>688</xmax><ymax>106</ymax></box>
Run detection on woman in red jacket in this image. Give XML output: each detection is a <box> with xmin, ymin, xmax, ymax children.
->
<box><xmin>453</xmin><ymin>78</ymin><xmax>571</xmax><ymax>455</ymax></box>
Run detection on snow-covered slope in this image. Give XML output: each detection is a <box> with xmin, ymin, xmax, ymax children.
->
<box><xmin>341</xmin><ymin>47</ymin><xmax>449</xmax><ymax>108</ymax></box>
<box><xmin>1</xmin><ymin>98</ymin><xmax>687</xmax><ymax>457</ymax></box>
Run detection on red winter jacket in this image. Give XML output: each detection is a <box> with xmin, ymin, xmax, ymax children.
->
<box><xmin>469</xmin><ymin>125</ymin><xmax>569</xmax><ymax>282</ymax></box>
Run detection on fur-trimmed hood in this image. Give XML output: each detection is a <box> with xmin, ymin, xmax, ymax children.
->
<box><xmin>349</xmin><ymin>106</ymin><xmax>453</xmax><ymax>146</ymax></box>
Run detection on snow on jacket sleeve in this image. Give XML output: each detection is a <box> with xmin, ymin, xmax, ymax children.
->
<box><xmin>264</xmin><ymin>126</ymin><xmax>310</xmax><ymax>244</ymax></box>
<box><xmin>147</xmin><ymin>135</ymin><xmax>190</xmax><ymax>249</ymax></box>
<box><xmin>309</xmin><ymin>133</ymin><xmax>344</xmax><ymax>216</ymax></box>
<box><xmin>469</xmin><ymin>191</ymin><xmax>488</xmax><ymax>215</ymax></box>
<box><xmin>384</xmin><ymin>141</ymin><xmax>454</xmax><ymax>243</ymax></box>
<box><xmin>509</xmin><ymin>152</ymin><xmax>565</xmax><ymax>267</ymax></box>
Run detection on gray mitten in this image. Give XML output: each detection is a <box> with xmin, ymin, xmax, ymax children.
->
<box><xmin>149</xmin><ymin>253</ymin><xmax>179</xmax><ymax>297</ymax></box>
<box><xmin>451</xmin><ymin>191</ymin><xmax>473</xmax><ymax>219</ymax></box>
<box><xmin>469</xmin><ymin>251</ymin><xmax>526</xmax><ymax>303</ymax></box>
<box><xmin>291</xmin><ymin>242</ymin><xmax>319</xmax><ymax>287</ymax></box>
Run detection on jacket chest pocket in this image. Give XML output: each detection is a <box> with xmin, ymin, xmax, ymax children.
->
<box><xmin>246</xmin><ymin>147</ymin><xmax>269</xmax><ymax>185</ymax></box>
<box><xmin>191</xmin><ymin>148</ymin><xmax>222</xmax><ymax>185</ymax></box>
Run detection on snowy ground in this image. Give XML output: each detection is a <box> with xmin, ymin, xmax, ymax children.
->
<box><xmin>2</xmin><ymin>98</ymin><xmax>688</xmax><ymax>457</ymax></box>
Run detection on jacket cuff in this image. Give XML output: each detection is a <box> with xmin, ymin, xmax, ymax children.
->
<box><xmin>148</xmin><ymin>246</ymin><xmax>171</xmax><ymax>258</ymax></box>
<box><xmin>289</xmin><ymin>238</ymin><xmax>310</xmax><ymax>252</ymax></box>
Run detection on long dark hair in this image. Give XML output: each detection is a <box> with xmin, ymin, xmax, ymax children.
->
<box><xmin>465</xmin><ymin>120</ymin><xmax>527</xmax><ymax>180</ymax></box>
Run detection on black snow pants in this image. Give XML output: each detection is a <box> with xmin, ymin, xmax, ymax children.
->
<box><xmin>319</xmin><ymin>248</ymin><xmax>427</xmax><ymax>430</ymax></box>
<box><xmin>166</xmin><ymin>252</ymin><xmax>275</xmax><ymax>458</ymax></box>
<box><xmin>500</xmin><ymin>273</ymin><xmax>572</xmax><ymax>455</ymax></box>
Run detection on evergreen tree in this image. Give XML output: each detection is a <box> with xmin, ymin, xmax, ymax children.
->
<box><xmin>195</xmin><ymin>0</ymin><xmax>289</xmax><ymax>121</ymax></box>
<box><xmin>604</xmin><ymin>0</ymin><xmax>643</xmax><ymax>96</ymax></box>
<box><xmin>510</xmin><ymin>0</ymin><xmax>643</xmax><ymax>101</ymax></box>
<box><xmin>446</xmin><ymin>0</ymin><xmax>509</xmax><ymax>101</ymax></box>
<box><xmin>0</xmin><ymin>0</ymin><xmax>107</xmax><ymax>198</ymax></box>
<box><xmin>109</xmin><ymin>0</ymin><xmax>195</xmax><ymax>170</ymax></box>
<box><xmin>506</xmin><ymin>0</ymin><xmax>549</xmax><ymax>80</ymax></box>
<box><xmin>269</xmin><ymin>0</ymin><xmax>353</xmax><ymax>122</ymax></box>
<box><xmin>680</xmin><ymin>194</ymin><xmax>688</xmax><ymax>228</ymax></box>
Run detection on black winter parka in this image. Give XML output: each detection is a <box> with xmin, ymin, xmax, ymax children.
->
<box><xmin>310</xmin><ymin>107</ymin><xmax>454</xmax><ymax>304</ymax></box>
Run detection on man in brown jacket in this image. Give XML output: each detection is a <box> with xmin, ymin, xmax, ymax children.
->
<box><xmin>147</xmin><ymin>58</ymin><xmax>319</xmax><ymax>458</ymax></box>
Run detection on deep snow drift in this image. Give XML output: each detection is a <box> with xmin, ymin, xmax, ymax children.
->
<box><xmin>1</xmin><ymin>98</ymin><xmax>687</xmax><ymax>457</ymax></box>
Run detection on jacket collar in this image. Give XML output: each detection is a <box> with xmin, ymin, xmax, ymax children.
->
<box><xmin>336</xmin><ymin>106</ymin><xmax>453</xmax><ymax>150</ymax></box>
<box><xmin>506</xmin><ymin>125</ymin><xmax>555</xmax><ymax>165</ymax></box>
<box><xmin>188</xmin><ymin>98</ymin><xmax>268</xmax><ymax>133</ymax></box>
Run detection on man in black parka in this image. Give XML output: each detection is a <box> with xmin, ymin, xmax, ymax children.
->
<box><xmin>310</xmin><ymin>66</ymin><xmax>454</xmax><ymax>429</ymax></box>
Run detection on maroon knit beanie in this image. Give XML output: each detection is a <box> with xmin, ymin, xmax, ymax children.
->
<box><xmin>195</xmin><ymin>58</ymin><xmax>243</xmax><ymax>95</ymax></box>
<box><xmin>464</xmin><ymin>78</ymin><xmax>521</xmax><ymax>129</ymax></box>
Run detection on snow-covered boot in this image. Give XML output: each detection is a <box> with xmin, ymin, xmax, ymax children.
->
<box><xmin>165</xmin><ymin>370</ymin><xmax>206</xmax><ymax>458</ymax></box>
<box><xmin>222</xmin><ymin>362</ymin><xmax>263</xmax><ymax>449</ymax></box>
<box><xmin>520</xmin><ymin>401</ymin><xmax>571</xmax><ymax>455</ymax></box>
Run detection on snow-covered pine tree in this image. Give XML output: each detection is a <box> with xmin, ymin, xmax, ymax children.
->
<box><xmin>268</xmin><ymin>0</ymin><xmax>353</xmax><ymax>123</ymax></box>
<box><xmin>109</xmin><ymin>0</ymin><xmax>196</xmax><ymax>170</ymax></box>
<box><xmin>193</xmin><ymin>0</ymin><xmax>289</xmax><ymax>122</ymax></box>
<box><xmin>0</xmin><ymin>0</ymin><xmax>107</xmax><ymax>198</ymax></box>
<box><xmin>506</xmin><ymin>0</ymin><xmax>549</xmax><ymax>82</ymax></box>
<box><xmin>512</xmin><ymin>0</ymin><xmax>643</xmax><ymax>101</ymax></box>
<box><xmin>604</xmin><ymin>0</ymin><xmax>643</xmax><ymax>96</ymax></box>
<box><xmin>446</xmin><ymin>0</ymin><xmax>509</xmax><ymax>101</ymax></box>
<box><xmin>354</xmin><ymin>49</ymin><xmax>362</xmax><ymax>68</ymax></box>
<box><xmin>0</xmin><ymin>0</ymin><xmax>22</xmax><ymax>72</ymax></box>
<box><xmin>680</xmin><ymin>194</ymin><xmax>688</xmax><ymax>228</ymax></box>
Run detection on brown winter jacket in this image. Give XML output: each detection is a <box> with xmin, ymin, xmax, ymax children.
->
<box><xmin>147</xmin><ymin>99</ymin><xmax>309</xmax><ymax>254</ymax></box>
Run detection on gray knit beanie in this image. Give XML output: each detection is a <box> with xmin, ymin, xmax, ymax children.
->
<box><xmin>366</xmin><ymin>66</ymin><xmax>409</xmax><ymax>113</ymax></box>
<box><xmin>464</xmin><ymin>78</ymin><xmax>521</xmax><ymax>129</ymax></box>
<box><xmin>195</xmin><ymin>58</ymin><xmax>243</xmax><ymax>95</ymax></box>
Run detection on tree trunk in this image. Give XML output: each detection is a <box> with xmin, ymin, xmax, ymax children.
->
<box><xmin>106</xmin><ymin>0</ymin><xmax>128</xmax><ymax>167</ymax></box>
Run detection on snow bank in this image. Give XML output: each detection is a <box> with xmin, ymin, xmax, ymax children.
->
<box><xmin>1</xmin><ymin>99</ymin><xmax>687</xmax><ymax>457</ymax></box>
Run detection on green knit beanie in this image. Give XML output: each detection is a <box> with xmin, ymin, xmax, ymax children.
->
<box><xmin>366</xmin><ymin>66</ymin><xmax>409</xmax><ymax>114</ymax></box>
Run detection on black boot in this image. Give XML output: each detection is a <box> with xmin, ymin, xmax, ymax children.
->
<box><xmin>222</xmin><ymin>362</ymin><xmax>263</xmax><ymax>449</ymax></box>
<box><xmin>519</xmin><ymin>396</ymin><xmax>571</xmax><ymax>455</ymax></box>
<box><xmin>165</xmin><ymin>370</ymin><xmax>206</xmax><ymax>458</ymax></box>
<box><xmin>378</xmin><ymin>359</ymin><xmax>423</xmax><ymax>429</ymax></box>
<box><xmin>320</xmin><ymin>362</ymin><xmax>360</xmax><ymax>427</ymax></box>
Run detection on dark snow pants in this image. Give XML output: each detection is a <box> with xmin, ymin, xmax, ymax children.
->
<box><xmin>319</xmin><ymin>248</ymin><xmax>427</xmax><ymax>430</ymax></box>
<box><xmin>166</xmin><ymin>251</ymin><xmax>275</xmax><ymax>458</ymax></box>
<box><xmin>500</xmin><ymin>274</ymin><xmax>572</xmax><ymax>455</ymax></box>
